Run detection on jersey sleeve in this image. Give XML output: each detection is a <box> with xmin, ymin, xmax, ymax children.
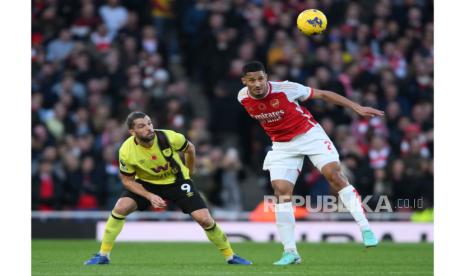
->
<box><xmin>237</xmin><ymin>87</ymin><xmax>248</xmax><ymax>103</ymax></box>
<box><xmin>283</xmin><ymin>81</ymin><xmax>314</xmax><ymax>102</ymax></box>
<box><xmin>165</xmin><ymin>130</ymin><xmax>189</xmax><ymax>152</ymax></box>
<box><xmin>119</xmin><ymin>146</ymin><xmax>136</xmax><ymax>176</ymax></box>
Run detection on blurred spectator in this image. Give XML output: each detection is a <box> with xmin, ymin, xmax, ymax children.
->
<box><xmin>151</xmin><ymin>0</ymin><xmax>179</xmax><ymax>61</ymax></box>
<box><xmin>76</xmin><ymin>155</ymin><xmax>106</xmax><ymax>209</ymax></box>
<box><xmin>71</xmin><ymin>2</ymin><xmax>101</xmax><ymax>39</ymax></box>
<box><xmin>32</xmin><ymin>159</ymin><xmax>64</xmax><ymax>210</ymax></box>
<box><xmin>341</xmin><ymin>154</ymin><xmax>374</xmax><ymax>197</ymax></box>
<box><xmin>102</xmin><ymin>145</ymin><xmax>123</xmax><ymax>209</ymax></box>
<box><xmin>401</xmin><ymin>123</ymin><xmax>430</xmax><ymax>158</ymax></box>
<box><xmin>368</xmin><ymin>135</ymin><xmax>390</xmax><ymax>169</ymax></box>
<box><xmin>99</xmin><ymin>0</ymin><xmax>128</xmax><ymax>39</ymax></box>
<box><xmin>301</xmin><ymin>167</ymin><xmax>331</xmax><ymax>206</ymax></box>
<box><xmin>46</xmin><ymin>29</ymin><xmax>75</xmax><ymax>62</ymax></box>
<box><xmin>91</xmin><ymin>24</ymin><xmax>113</xmax><ymax>53</ymax></box>
<box><xmin>61</xmin><ymin>152</ymin><xmax>82</xmax><ymax>208</ymax></box>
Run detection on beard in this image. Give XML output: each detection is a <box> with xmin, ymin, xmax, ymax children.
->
<box><xmin>138</xmin><ymin>132</ymin><xmax>155</xmax><ymax>143</ymax></box>
<box><xmin>251</xmin><ymin>87</ymin><xmax>266</xmax><ymax>98</ymax></box>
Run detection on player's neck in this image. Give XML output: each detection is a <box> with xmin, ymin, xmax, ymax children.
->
<box><xmin>249</xmin><ymin>92</ymin><xmax>266</xmax><ymax>99</ymax></box>
<box><xmin>248</xmin><ymin>89</ymin><xmax>268</xmax><ymax>99</ymax></box>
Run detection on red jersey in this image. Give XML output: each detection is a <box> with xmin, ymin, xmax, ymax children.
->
<box><xmin>238</xmin><ymin>81</ymin><xmax>318</xmax><ymax>142</ymax></box>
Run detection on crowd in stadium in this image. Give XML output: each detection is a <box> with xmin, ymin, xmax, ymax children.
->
<box><xmin>31</xmin><ymin>0</ymin><xmax>433</xmax><ymax>212</ymax></box>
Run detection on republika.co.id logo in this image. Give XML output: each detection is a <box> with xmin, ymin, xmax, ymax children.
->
<box><xmin>262</xmin><ymin>195</ymin><xmax>423</xmax><ymax>213</ymax></box>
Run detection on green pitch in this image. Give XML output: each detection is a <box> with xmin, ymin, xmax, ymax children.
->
<box><xmin>32</xmin><ymin>240</ymin><xmax>433</xmax><ymax>275</ymax></box>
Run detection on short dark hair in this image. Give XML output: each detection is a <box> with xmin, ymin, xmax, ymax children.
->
<box><xmin>126</xmin><ymin>111</ymin><xmax>147</xmax><ymax>129</ymax></box>
<box><xmin>242</xmin><ymin>61</ymin><xmax>266</xmax><ymax>76</ymax></box>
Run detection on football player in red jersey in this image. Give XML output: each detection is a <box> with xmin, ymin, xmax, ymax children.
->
<box><xmin>238</xmin><ymin>61</ymin><xmax>384</xmax><ymax>265</ymax></box>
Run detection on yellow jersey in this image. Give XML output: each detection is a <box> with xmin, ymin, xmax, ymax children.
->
<box><xmin>119</xmin><ymin>129</ymin><xmax>190</xmax><ymax>185</ymax></box>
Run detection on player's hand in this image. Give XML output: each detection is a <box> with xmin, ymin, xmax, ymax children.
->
<box><xmin>146</xmin><ymin>193</ymin><xmax>166</xmax><ymax>208</ymax></box>
<box><xmin>354</xmin><ymin>105</ymin><xmax>385</xmax><ymax>117</ymax></box>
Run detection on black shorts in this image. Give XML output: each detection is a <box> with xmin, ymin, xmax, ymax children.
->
<box><xmin>119</xmin><ymin>179</ymin><xmax>207</xmax><ymax>214</ymax></box>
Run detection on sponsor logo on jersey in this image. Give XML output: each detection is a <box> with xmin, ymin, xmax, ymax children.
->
<box><xmin>151</xmin><ymin>163</ymin><xmax>170</xmax><ymax>173</ymax></box>
<box><xmin>252</xmin><ymin>110</ymin><xmax>285</xmax><ymax>123</ymax></box>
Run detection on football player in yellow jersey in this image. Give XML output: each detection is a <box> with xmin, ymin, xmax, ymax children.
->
<box><xmin>85</xmin><ymin>111</ymin><xmax>252</xmax><ymax>265</ymax></box>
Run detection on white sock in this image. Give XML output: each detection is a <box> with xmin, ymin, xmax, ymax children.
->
<box><xmin>275</xmin><ymin>202</ymin><xmax>297</xmax><ymax>253</ymax></box>
<box><xmin>98</xmin><ymin>252</ymin><xmax>110</xmax><ymax>257</ymax></box>
<box><xmin>338</xmin><ymin>185</ymin><xmax>370</xmax><ymax>231</ymax></box>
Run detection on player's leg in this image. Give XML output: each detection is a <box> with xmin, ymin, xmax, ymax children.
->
<box><xmin>272</xmin><ymin>178</ymin><xmax>297</xmax><ymax>252</ymax></box>
<box><xmin>191</xmin><ymin>208</ymin><xmax>232</xmax><ymax>258</ymax></box>
<box><xmin>263</xmin><ymin>149</ymin><xmax>303</xmax><ymax>265</ymax></box>
<box><xmin>85</xmin><ymin>190</ymin><xmax>150</xmax><ymax>265</ymax></box>
<box><xmin>99</xmin><ymin>197</ymin><xmax>138</xmax><ymax>256</ymax></box>
<box><xmin>270</xmin><ymin>176</ymin><xmax>302</xmax><ymax>265</ymax></box>
<box><xmin>307</xmin><ymin>125</ymin><xmax>377</xmax><ymax>247</ymax></box>
<box><xmin>320</xmin><ymin>161</ymin><xmax>378</xmax><ymax>246</ymax></box>
<box><xmin>191</xmin><ymin>208</ymin><xmax>250</xmax><ymax>264</ymax></box>
<box><xmin>172</xmin><ymin>181</ymin><xmax>251</xmax><ymax>264</ymax></box>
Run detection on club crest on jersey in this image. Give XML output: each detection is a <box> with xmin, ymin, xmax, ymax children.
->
<box><xmin>162</xmin><ymin>148</ymin><xmax>172</xmax><ymax>156</ymax></box>
<box><xmin>151</xmin><ymin>155</ymin><xmax>157</xmax><ymax>160</ymax></box>
<box><xmin>258</xmin><ymin>103</ymin><xmax>266</xmax><ymax>110</ymax></box>
<box><xmin>270</xmin><ymin>99</ymin><xmax>280</xmax><ymax>108</ymax></box>
<box><xmin>247</xmin><ymin>106</ymin><xmax>254</xmax><ymax>112</ymax></box>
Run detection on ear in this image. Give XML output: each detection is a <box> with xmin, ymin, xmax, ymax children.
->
<box><xmin>129</xmin><ymin>129</ymin><xmax>135</xmax><ymax>136</ymax></box>
<box><xmin>241</xmin><ymin>76</ymin><xmax>247</xmax><ymax>85</ymax></box>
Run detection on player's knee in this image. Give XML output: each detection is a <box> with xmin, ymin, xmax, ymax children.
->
<box><xmin>325</xmin><ymin>169</ymin><xmax>347</xmax><ymax>190</ymax></box>
<box><xmin>273</xmin><ymin>184</ymin><xmax>293</xmax><ymax>202</ymax></box>
<box><xmin>274</xmin><ymin>190</ymin><xmax>292</xmax><ymax>202</ymax></box>
<box><xmin>191</xmin><ymin>209</ymin><xmax>214</xmax><ymax>228</ymax></box>
<box><xmin>113</xmin><ymin>205</ymin><xmax>132</xmax><ymax>217</ymax></box>
<box><xmin>197</xmin><ymin>215</ymin><xmax>214</xmax><ymax>229</ymax></box>
<box><xmin>113</xmin><ymin>198</ymin><xmax>136</xmax><ymax>216</ymax></box>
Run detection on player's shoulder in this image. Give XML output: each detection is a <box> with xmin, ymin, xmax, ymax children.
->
<box><xmin>237</xmin><ymin>86</ymin><xmax>249</xmax><ymax>102</ymax></box>
<box><xmin>270</xmin><ymin>80</ymin><xmax>303</xmax><ymax>93</ymax></box>
<box><xmin>157</xmin><ymin>128</ymin><xmax>179</xmax><ymax>136</ymax></box>
<box><xmin>119</xmin><ymin>136</ymin><xmax>136</xmax><ymax>155</ymax></box>
<box><xmin>121</xmin><ymin>135</ymin><xmax>135</xmax><ymax>147</ymax></box>
<box><xmin>156</xmin><ymin>129</ymin><xmax>185</xmax><ymax>141</ymax></box>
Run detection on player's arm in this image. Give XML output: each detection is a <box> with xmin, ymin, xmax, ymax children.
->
<box><xmin>119</xmin><ymin>173</ymin><xmax>166</xmax><ymax>208</ymax></box>
<box><xmin>166</xmin><ymin>130</ymin><xmax>196</xmax><ymax>177</ymax></box>
<box><xmin>183</xmin><ymin>141</ymin><xmax>196</xmax><ymax>177</ymax></box>
<box><xmin>312</xmin><ymin>89</ymin><xmax>385</xmax><ymax>117</ymax></box>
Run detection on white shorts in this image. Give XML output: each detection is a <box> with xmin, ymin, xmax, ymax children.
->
<box><xmin>263</xmin><ymin>124</ymin><xmax>340</xmax><ymax>184</ymax></box>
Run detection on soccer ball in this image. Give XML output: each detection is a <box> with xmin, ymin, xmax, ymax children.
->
<box><xmin>296</xmin><ymin>9</ymin><xmax>327</xmax><ymax>36</ymax></box>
